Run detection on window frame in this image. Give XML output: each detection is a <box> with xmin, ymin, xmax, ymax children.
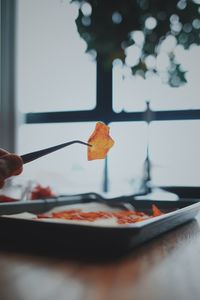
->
<box><xmin>0</xmin><ymin>0</ymin><xmax>17</xmax><ymax>152</ymax></box>
<box><xmin>2</xmin><ymin>0</ymin><xmax>200</xmax><ymax>192</ymax></box>
<box><xmin>22</xmin><ymin>54</ymin><xmax>200</xmax><ymax>192</ymax></box>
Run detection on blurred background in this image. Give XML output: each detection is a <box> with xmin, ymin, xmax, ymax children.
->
<box><xmin>1</xmin><ymin>0</ymin><xmax>200</xmax><ymax>197</ymax></box>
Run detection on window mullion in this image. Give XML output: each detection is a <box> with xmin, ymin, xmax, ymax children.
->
<box><xmin>96</xmin><ymin>55</ymin><xmax>113</xmax><ymax>120</ymax></box>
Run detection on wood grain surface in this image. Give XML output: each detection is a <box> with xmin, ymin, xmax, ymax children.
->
<box><xmin>0</xmin><ymin>215</ymin><xmax>200</xmax><ymax>300</ymax></box>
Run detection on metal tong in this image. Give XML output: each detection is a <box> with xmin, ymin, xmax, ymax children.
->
<box><xmin>20</xmin><ymin>140</ymin><xmax>91</xmax><ymax>164</ymax></box>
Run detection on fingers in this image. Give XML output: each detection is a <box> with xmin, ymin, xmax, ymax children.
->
<box><xmin>12</xmin><ymin>166</ymin><xmax>23</xmax><ymax>176</ymax></box>
<box><xmin>0</xmin><ymin>159</ymin><xmax>10</xmax><ymax>180</ymax></box>
<box><xmin>0</xmin><ymin>148</ymin><xmax>9</xmax><ymax>157</ymax></box>
<box><xmin>0</xmin><ymin>180</ymin><xmax>5</xmax><ymax>189</ymax></box>
<box><xmin>1</xmin><ymin>154</ymin><xmax>23</xmax><ymax>176</ymax></box>
<box><xmin>9</xmin><ymin>154</ymin><xmax>23</xmax><ymax>175</ymax></box>
<box><xmin>0</xmin><ymin>154</ymin><xmax>23</xmax><ymax>187</ymax></box>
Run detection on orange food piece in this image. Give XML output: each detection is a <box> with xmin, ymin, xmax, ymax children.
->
<box><xmin>152</xmin><ymin>204</ymin><xmax>164</xmax><ymax>217</ymax></box>
<box><xmin>87</xmin><ymin>122</ymin><xmax>114</xmax><ymax>160</ymax></box>
<box><xmin>31</xmin><ymin>184</ymin><xmax>55</xmax><ymax>200</ymax></box>
<box><xmin>52</xmin><ymin>210</ymin><xmax>113</xmax><ymax>222</ymax></box>
<box><xmin>36</xmin><ymin>206</ymin><xmax>165</xmax><ymax>224</ymax></box>
<box><xmin>113</xmin><ymin>210</ymin><xmax>150</xmax><ymax>224</ymax></box>
<box><xmin>36</xmin><ymin>209</ymin><xmax>152</xmax><ymax>224</ymax></box>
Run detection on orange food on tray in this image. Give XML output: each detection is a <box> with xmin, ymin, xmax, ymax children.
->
<box><xmin>152</xmin><ymin>204</ymin><xmax>164</xmax><ymax>217</ymax></box>
<box><xmin>87</xmin><ymin>122</ymin><xmax>114</xmax><ymax>160</ymax></box>
<box><xmin>37</xmin><ymin>204</ymin><xmax>164</xmax><ymax>225</ymax></box>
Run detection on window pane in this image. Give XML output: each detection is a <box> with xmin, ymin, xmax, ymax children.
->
<box><xmin>108</xmin><ymin>122</ymin><xmax>148</xmax><ymax>195</ymax></box>
<box><xmin>17</xmin><ymin>121</ymin><xmax>200</xmax><ymax>195</ymax></box>
<box><xmin>17</xmin><ymin>123</ymin><xmax>104</xmax><ymax>194</ymax></box>
<box><xmin>149</xmin><ymin>120</ymin><xmax>200</xmax><ymax>186</ymax></box>
<box><xmin>113</xmin><ymin>46</ymin><xmax>200</xmax><ymax>112</ymax></box>
<box><xmin>16</xmin><ymin>0</ymin><xmax>96</xmax><ymax>113</ymax></box>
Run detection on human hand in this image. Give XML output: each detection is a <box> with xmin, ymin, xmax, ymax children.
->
<box><xmin>0</xmin><ymin>149</ymin><xmax>23</xmax><ymax>188</ymax></box>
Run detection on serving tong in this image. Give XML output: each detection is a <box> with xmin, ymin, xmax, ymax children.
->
<box><xmin>57</xmin><ymin>192</ymin><xmax>149</xmax><ymax>210</ymax></box>
<box><xmin>20</xmin><ymin>140</ymin><xmax>91</xmax><ymax>164</ymax></box>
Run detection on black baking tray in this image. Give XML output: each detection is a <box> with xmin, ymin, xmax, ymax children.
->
<box><xmin>0</xmin><ymin>197</ymin><xmax>200</xmax><ymax>258</ymax></box>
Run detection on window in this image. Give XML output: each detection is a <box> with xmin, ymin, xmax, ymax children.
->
<box><xmin>108</xmin><ymin>122</ymin><xmax>148</xmax><ymax>195</ymax></box>
<box><xmin>16</xmin><ymin>0</ymin><xmax>96</xmax><ymax>113</ymax></box>
<box><xmin>149</xmin><ymin>121</ymin><xmax>200</xmax><ymax>186</ymax></box>
<box><xmin>15</xmin><ymin>0</ymin><xmax>200</xmax><ymax>195</ymax></box>
<box><xmin>113</xmin><ymin>45</ymin><xmax>200</xmax><ymax>113</ymax></box>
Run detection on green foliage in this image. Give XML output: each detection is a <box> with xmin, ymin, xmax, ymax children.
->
<box><xmin>71</xmin><ymin>0</ymin><xmax>200</xmax><ymax>86</ymax></box>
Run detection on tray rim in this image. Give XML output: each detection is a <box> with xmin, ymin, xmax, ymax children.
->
<box><xmin>0</xmin><ymin>199</ymin><xmax>200</xmax><ymax>231</ymax></box>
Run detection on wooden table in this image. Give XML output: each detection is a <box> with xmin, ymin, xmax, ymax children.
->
<box><xmin>0</xmin><ymin>215</ymin><xmax>200</xmax><ymax>300</ymax></box>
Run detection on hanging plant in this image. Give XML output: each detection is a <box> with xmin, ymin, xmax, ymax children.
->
<box><xmin>71</xmin><ymin>0</ymin><xmax>200</xmax><ymax>86</ymax></box>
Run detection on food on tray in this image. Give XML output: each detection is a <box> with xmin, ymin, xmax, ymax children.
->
<box><xmin>152</xmin><ymin>204</ymin><xmax>164</xmax><ymax>217</ymax></box>
<box><xmin>36</xmin><ymin>203</ymin><xmax>164</xmax><ymax>225</ymax></box>
<box><xmin>31</xmin><ymin>184</ymin><xmax>55</xmax><ymax>200</ymax></box>
<box><xmin>87</xmin><ymin>122</ymin><xmax>114</xmax><ymax>160</ymax></box>
<box><xmin>3</xmin><ymin>202</ymin><xmax>166</xmax><ymax>226</ymax></box>
<box><xmin>37</xmin><ymin>209</ymin><xmax>150</xmax><ymax>224</ymax></box>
